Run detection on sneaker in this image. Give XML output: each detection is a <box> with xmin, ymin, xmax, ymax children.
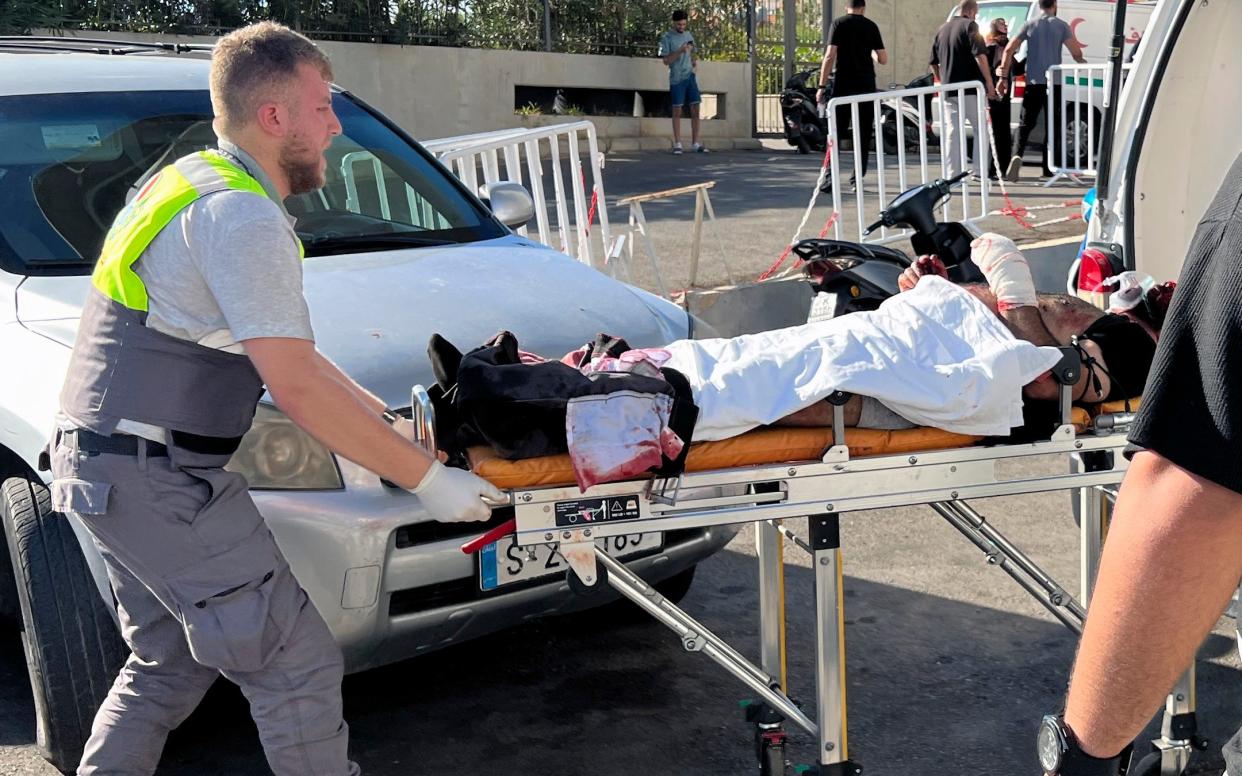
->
<box><xmin>673</xmin><ymin>142</ymin><xmax>683</xmax><ymax>155</ymax></box>
<box><xmin>1004</xmin><ymin>156</ymin><xmax>1023</xmax><ymax>182</ymax></box>
<box><xmin>692</xmin><ymin>143</ymin><xmax>709</xmax><ymax>153</ymax></box>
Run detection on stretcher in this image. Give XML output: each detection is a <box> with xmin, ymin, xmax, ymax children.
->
<box><xmin>423</xmin><ymin>348</ymin><xmax>1200</xmax><ymax>776</ymax></box>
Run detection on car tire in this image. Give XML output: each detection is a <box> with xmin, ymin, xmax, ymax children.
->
<box><xmin>2</xmin><ymin>476</ymin><xmax>126</xmax><ymax>774</ymax></box>
<box><xmin>1053</xmin><ymin>103</ymin><xmax>1100</xmax><ymax>172</ymax></box>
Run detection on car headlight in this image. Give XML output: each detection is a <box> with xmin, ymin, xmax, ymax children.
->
<box><xmin>226</xmin><ymin>403</ymin><xmax>344</xmax><ymax>490</ymax></box>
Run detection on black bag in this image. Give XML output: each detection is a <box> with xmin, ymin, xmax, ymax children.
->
<box><xmin>428</xmin><ymin>332</ymin><xmax>696</xmax><ymax>475</ymax></box>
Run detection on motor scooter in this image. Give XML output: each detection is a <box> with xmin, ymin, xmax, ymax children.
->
<box><xmin>797</xmin><ymin>171</ymin><xmax>985</xmax><ymax>321</ymax></box>
<box><xmin>780</xmin><ymin>69</ymin><xmax>827</xmax><ymax>155</ymax></box>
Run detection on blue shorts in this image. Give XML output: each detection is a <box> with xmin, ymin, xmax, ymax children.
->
<box><xmin>670</xmin><ymin>75</ymin><xmax>702</xmax><ymax>109</ymax></box>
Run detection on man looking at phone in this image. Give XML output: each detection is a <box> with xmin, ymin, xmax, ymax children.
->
<box><xmin>659</xmin><ymin>9</ymin><xmax>708</xmax><ymax>154</ymax></box>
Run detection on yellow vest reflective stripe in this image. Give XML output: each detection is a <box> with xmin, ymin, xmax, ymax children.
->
<box><xmin>92</xmin><ymin>151</ymin><xmax>303</xmax><ymax>312</ymax></box>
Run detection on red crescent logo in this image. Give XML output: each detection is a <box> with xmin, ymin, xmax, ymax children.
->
<box><xmin>1070</xmin><ymin>17</ymin><xmax>1088</xmax><ymax>48</ymax></box>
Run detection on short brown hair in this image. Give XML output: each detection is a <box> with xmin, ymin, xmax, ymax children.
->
<box><xmin>959</xmin><ymin>0</ymin><xmax>979</xmax><ymax>13</ymax></box>
<box><xmin>210</xmin><ymin>22</ymin><xmax>333</xmax><ymax>133</ymax></box>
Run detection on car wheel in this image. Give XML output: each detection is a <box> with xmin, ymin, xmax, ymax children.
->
<box><xmin>2</xmin><ymin>476</ymin><xmax>126</xmax><ymax>774</ymax></box>
<box><xmin>1054</xmin><ymin>103</ymin><xmax>1100</xmax><ymax>171</ymax></box>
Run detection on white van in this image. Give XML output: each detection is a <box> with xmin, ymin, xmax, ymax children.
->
<box><xmin>1088</xmin><ymin>0</ymin><xmax>1240</xmax><ymax>283</ymax></box>
<box><xmin>935</xmin><ymin>0</ymin><xmax>1156</xmax><ymax>170</ymax></box>
<box><xmin>973</xmin><ymin>0</ymin><xmax>1153</xmax><ymax>69</ymax></box>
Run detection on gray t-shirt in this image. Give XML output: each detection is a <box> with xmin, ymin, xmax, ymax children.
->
<box><xmin>659</xmin><ymin>29</ymin><xmax>696</xmax><ymax>84</ymax></box>
<box><xmin>1016</xmin><ymin>14</ymin><xmax>1072</xmax><ymax>85</ymax></box>
<box><xmin>114</xmin><ymin>148</ymin><xmax>312</xmax><ymax>441</ymax></box>
<box><xmin>138</xmin><ymin>189</ymin><xmax>313</xmax><ymax>352</ymax></box>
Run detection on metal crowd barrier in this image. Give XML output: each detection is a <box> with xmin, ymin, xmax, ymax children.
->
<box><xmin>1045</xmin><ymin>63</ymin><xmax>1134</xmax><ymax>186</ymax></box>
<box><xmin>824</xmin><ymin>80</ymin><xmax>991</xmax><ymax>246</ymax></box>
<box><xmin>423</xmin><ymin>121</ymin><xmax>611</xmax><ymax>271</ymax></box>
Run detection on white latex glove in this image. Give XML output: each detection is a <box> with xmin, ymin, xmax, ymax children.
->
<box><xmin>970</xmin><ymin>232</ymin><xmax>1037</xmax><ymax>310</ymax></box>
<box><xmin>410</xmin><ymin>460</ymin><xmax>507</xmax><ymax>522</ymax></box>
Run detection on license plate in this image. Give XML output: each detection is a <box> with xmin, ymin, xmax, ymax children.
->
<box><xmin>479</xmin><ymin>532</ymin><xmax>663</xmax><ymax>591</ymax></box>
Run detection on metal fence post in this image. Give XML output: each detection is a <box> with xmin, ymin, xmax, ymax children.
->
<box><xmin>543</xmin><ymin>0</ymin><xmax>552</xmax><ymax>52</ymax></box>
<box><xmin>782</xmin><ymin>0</ymin><xmax>797</xmax><ymax>85</ymax></box>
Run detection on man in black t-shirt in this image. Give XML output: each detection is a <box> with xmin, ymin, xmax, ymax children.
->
<box><xmin>930</xmin><ymin>0</ymin><xmax>997</xmax><ymax>178</ymax></box>
<box><xmin>815</xmin><ymin>0</ymin><xmax>887</xmax><ymax>190</ymax></box>
<box><xmin>1042</xmin><ymin>155</ymin><xmax>1242</xmax><ymax>774</ymax></box>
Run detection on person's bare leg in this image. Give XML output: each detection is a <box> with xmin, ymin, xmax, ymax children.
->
<box><xmin>671</xmin><ymin>105</ymin><xmax>683</xmax><ymax>147</ymax></box>
<box><xmin>1064</xmin><ymin>451</ymin><xmax>1242</xmax><ymax>756</ymax></box>
<box><xmin>690</xmin><ymin>103</ymin><xmax>701</xmax><ymax>146</ymax></box>
<box><xmin>775</xmin><ymin>395</ymin><xmax>863</xmax><ymax>427</ymax></box>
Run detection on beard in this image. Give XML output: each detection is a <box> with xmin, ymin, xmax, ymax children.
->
<box><xmin>279</xmin><ymin>133</ymin><xmax>325</xmax><ymax>196</ymax></box>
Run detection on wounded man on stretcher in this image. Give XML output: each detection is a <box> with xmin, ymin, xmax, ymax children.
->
<box><xmin>428</xmin><ymin>234</ymin><xmax>1174</xmax><ymax>491</ymax></box>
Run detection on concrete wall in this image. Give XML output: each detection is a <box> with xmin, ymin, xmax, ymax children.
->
<box><xmin>57</xmin><ymin>4</ymin><xmax>955</xmax><ymax>146</ymax></box>
<box><xmin>850</xmin><ymin>0</ymin><xmax>954</xmax><ymax>87</ymax></box>
<box><xmin>51</xmin><ymin>30</ymin><xmax>753</xmax><ymax>148</ymax></box>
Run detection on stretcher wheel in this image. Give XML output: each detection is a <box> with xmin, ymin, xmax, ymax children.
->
<box><xmin>1129</xmin><ymin>750</ymin><xmax>1182</xmax><ymax>776</ymax></box>
<box><xmin>566</xmin><ymin>564</ymin><xmax>608</xmax><ymax>596</ymax></box>
<box><xmin>759</xmin><ymin>740</ymin><xmax>786</xmax><ymax>776</ymax></box>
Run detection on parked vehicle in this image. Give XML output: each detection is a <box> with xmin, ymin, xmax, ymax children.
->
<box><xmin>0</xmin><ymin>40</ymin><xmax>736</xmax><ymax>772</ymax></box>
<box><xmin>879</xmin><ymin>72</ymin><xmax>937</xmax><ymax>155</ymax></box>
<box><xmin>933</xmin><ymin>0</ymin><xmax>1157</xmax><ymax>170</ymax></box>
<box><xmin>780</xmin><ymin>68</ymin><xmax>828</xmax><ymax>154</ymax></box>
<box><xmin>784</xmin><ymin>68</ymin><xmax>935</xmax><ymax>157</ymax></box>
<box><xmin>798</xmin><ymin>172</ymin><xmax>985</xmax><ymax>321</ymax></box>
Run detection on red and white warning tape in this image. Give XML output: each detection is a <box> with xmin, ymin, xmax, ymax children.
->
<box><xmin>755</xmin><ymin>99</ymin><xmax>1087</xmax><ymax>283</ymax></box>
<box><xmin>756</xmin><ymin>140</ymin><xmax>839</xmax><ymax>281</ymax></box>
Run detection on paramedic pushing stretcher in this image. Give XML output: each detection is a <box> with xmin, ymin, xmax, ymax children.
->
<box><xmin>48</xmin><ymin>23</ymin><xmax>502</xmax><ymax>775</ymax></box>
<box><xmin>1033</xmin><ymin>155</ymin><xmax>1242</xmax><ymax>775</ymax></box>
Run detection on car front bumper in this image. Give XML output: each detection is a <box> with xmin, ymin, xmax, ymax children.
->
<box><xmin>253</xmin><ymin>463</ymin><xmax>738</xmax><ymax>673</ymax></box>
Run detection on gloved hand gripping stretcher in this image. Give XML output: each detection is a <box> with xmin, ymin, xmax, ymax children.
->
<box><xmin>419</xmin><ymin>237</ymin><xmax>1165</xmax><ymax>775</ymax></box>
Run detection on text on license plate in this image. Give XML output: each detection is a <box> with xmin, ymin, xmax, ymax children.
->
<box><xmin>479</xmin><ymin>532</ymin><xmax>662</xmax><ymax>591</ymax></box>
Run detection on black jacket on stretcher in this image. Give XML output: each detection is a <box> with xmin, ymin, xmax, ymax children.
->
<box><xmin>427</xmin><ymin>331</ymin><xmax>697</xmax><ymax>474</ymax></box>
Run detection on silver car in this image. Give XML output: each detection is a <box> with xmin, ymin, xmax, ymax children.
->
<box><xmin>0</xmin><ymin>43</ymin><xmax>736</xmax><ymax>772</ymax></box>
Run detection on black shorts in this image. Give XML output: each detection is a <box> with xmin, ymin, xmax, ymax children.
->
<box><xmin>1127</xmin><ymin>153</ymin><xmax>1242</xmax><ymax>495</ymax></box>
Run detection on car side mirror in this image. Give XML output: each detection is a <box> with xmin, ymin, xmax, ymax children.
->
<box><xmin>478</xmin><ymin>181</ymin><xmax>535</xmax><ymax>229</ymax></box>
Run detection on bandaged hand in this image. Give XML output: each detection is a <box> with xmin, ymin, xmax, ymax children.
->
<box><xmin>898</xmin><ymin>254</ymin><xmax>949</xmax><ymax>292</ymax></box>
<box><xmin>410</xmin><ymin>460</ymin><xmax>507</xmax><ymax>522</ymax></box>
<box><xmin>971</xmin><ymin>233</ymin><xmax>1036</xmax><ymax>311</ymax></box>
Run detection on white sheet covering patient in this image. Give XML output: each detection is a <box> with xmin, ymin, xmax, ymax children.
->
<box><xmin>661</xmin><ymin>275</ymin><xmax>1062</xmax><ymax>441</ymax></box>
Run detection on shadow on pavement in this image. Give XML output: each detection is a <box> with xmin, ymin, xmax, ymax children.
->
<box><xmin>1</xmin><ymin>539</ymin><xmax>1232</xmax><ymax>775</ymax></box>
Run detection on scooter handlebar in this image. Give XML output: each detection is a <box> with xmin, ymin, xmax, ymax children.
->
<box><xmin>862</xmin><ymin>216</ymin><xmax>887</xmax><ymax>236</ymax></box>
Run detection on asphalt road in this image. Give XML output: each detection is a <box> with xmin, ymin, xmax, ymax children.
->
<box><xmin>4</xmin><ymin>464</ymin><xmax>1239</xmax><ymax>775</ymax></box>
<box><xmin>2</xmin><ymin>150</ymin><xmax>1236</xmax><ymax>776</ymax></box>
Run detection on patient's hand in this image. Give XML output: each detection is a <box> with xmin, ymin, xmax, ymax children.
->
<box><xmin>898</xmin><ymin>254</ymin><xmax>949</xmax><ymax>292</ymax></box>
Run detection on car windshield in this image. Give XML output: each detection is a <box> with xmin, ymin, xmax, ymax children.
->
<box><xmin>976</xmin><ymin>3</ymin><xmax>1032</xmax><ymax>36</ymax></box>
<box><xmin>0</xmin><ymin>88</ymin><xmax>506</xmax><ymax>275</ymax></box>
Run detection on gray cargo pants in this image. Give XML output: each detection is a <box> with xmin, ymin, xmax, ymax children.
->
<box><xmin>49</xmin><ymin>433</ymin><xmax>361</xmax><ymax>776</ymax></box>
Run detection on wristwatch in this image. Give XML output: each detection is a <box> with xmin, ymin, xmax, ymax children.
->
<box><xmin>381</xmin><ymin>408</ymin><xmax>401</xmax><ymax>426</ymax></box>
<box><xmin>1037</xmin><ymin>715</ymin><xmax>1131</xmax><ymax>775</ymax></box>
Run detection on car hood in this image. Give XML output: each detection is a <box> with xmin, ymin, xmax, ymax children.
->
<box><xmin>14</xmin><ymin>238</ymin><xmax>688</xmax><ymax>408</ymax></box>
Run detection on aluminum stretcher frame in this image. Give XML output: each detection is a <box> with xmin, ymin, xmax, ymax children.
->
<box><xmin>418</xmin><ymin>355</ymin><xmax>1201</xmax><ymax>775</ymax></box>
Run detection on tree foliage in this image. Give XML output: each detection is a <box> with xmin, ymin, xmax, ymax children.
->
<box><xmin>2</xmin><ymin>0</ymin><xmax>752</xmax><ymax>60</ymax></box>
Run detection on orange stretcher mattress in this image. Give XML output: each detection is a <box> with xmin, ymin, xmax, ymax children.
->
<box><xmin>467</xmin><ymin>397</ymin><xmax>1146</xmax><ymax>491</ymax></box>
<box><xmin>468</xmin><ymin>426</ymin><xmax>981</xmax><ymax>491</ymax></box>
